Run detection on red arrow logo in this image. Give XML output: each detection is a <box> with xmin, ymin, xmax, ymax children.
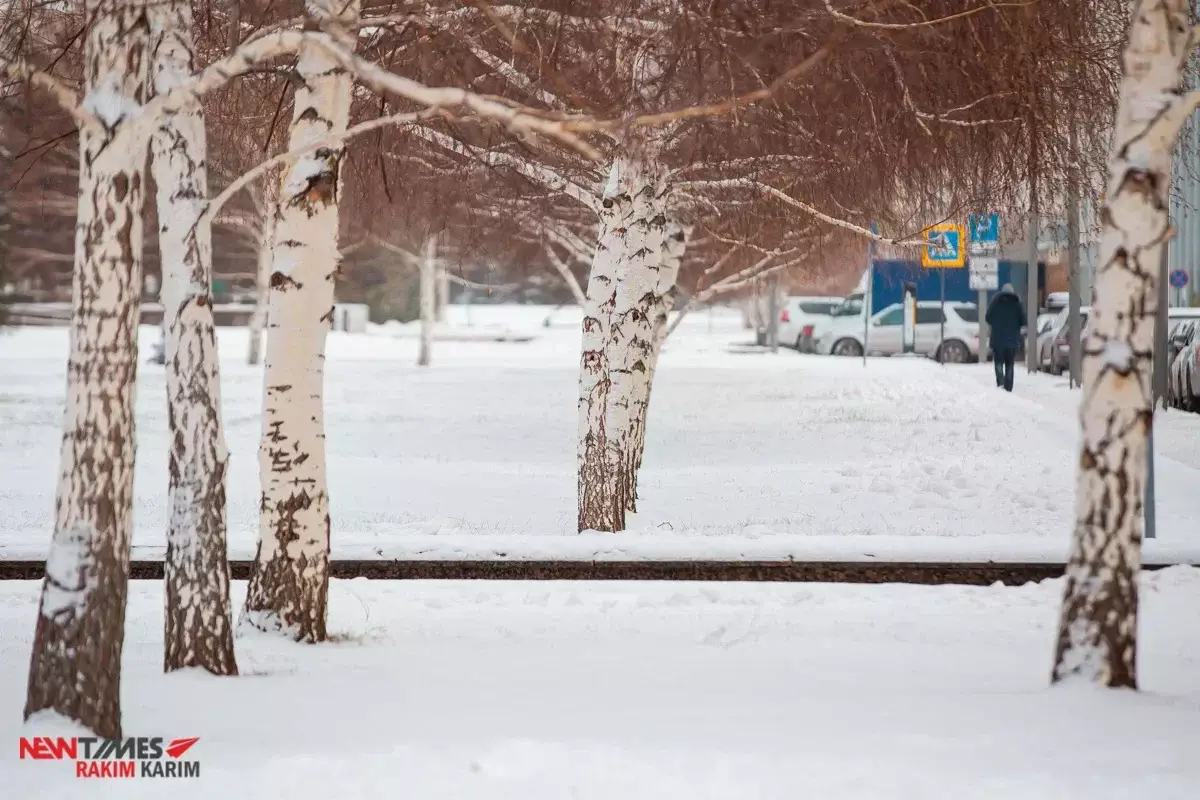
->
<box><xmin>165</xmin><ymin>738</ymin><xmax>199</xmax><ymax>759</ymax></box>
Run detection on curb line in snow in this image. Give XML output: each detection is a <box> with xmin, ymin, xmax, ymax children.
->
<box><xmin>0</xmin><ymin>560</ymin><xmax>1194</xmax><ymax>585</ymax></box>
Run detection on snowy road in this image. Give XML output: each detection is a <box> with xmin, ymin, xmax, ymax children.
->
<box><xmin>3</xmin><ymin>572</ymin><xmax>1200</xmax><ymax>798</ymax></box>
<box><xmin>4</xmin><ymin>306</ymin><xmax>1200</xmax><ymax>561</ymax></box>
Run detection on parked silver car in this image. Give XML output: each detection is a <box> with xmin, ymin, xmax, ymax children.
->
<box><xmin>1168</xmin><ymin>320</ymin><xmax>1199</xmax><ymax>410</ymax></box>
<box><xmin>1039</xmin><ymin>306</ymin><xmax>1091</xmax><ymax>375</ymax></box>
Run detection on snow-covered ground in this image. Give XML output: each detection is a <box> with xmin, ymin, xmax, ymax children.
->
<box><xmin>5</xmin><ymin>304</ymin><xmax>1200</xmax><ymax>562</ymax></box>
<box><xmin>3</xmin><ymin>572</ymin><xmax>1200</xmax><ymax>798</ymax></box>
<box><xmin>5</xmin><ymin>307</ymin><xmax>1200</xmax><ymax>798</ymax></box>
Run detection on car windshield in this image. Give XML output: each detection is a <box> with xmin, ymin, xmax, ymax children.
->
<box><xmin>832</xmin><ymin>296</ymin><xmax>863</xmax><ymax>316</ymax></box>
<box><xmin>800</xmin><ymin>302</ymin><xmax>838</xmax><ymax>315</ymax></box>
<box><xmin>953</xmin><ymin>306</ymin><xmax>979</xmax><ymax>323</ymax></box>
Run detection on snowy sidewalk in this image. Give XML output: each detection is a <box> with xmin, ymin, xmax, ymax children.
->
<box><xmin>5</xmin><ymin>317</ymin><xmax>1200</xmax><ymax>562</ymax></box>
<box><xmin>3</xmin><ymin>573</ymin><xmax>1200</xmax><ymax>798</ymax></box>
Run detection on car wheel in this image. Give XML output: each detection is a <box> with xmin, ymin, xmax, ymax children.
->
<box><xmin>796</xmin><ymin>335</ymin><xmax>806</xmax><ymax>351</ymax></box>
<box><xmin>938</xmin><ymin>340</ymin><xmax>969</xmax><ymax>364</ymax></box>
<box><xmin>832</xmin><ymin>338</ymin><xmax>863</xmax><ymax>358</ymax></box>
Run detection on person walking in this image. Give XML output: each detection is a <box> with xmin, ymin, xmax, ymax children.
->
<box><xmin>985</xmin><ymin>282</ymin><xmax>1026</xmax><ymax>392</ymax></box>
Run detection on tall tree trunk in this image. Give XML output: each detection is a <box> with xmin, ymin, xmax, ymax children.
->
<box><xmin>149</xmin><ymin>0</ymin><xmax>236</xmax><ymax>676</ymax></box>
<box><xmin>25</xmin><ymin>0</ymin><xmax>151</xmax><ymax>739</ymax></box>
<box><xmin>578</xmin><ymin>165</ymin><xmax>635</xmax><ymax>533</ymax></box>
<box><xmin>625</xmin><ymin>220</ymin><xmax>685</xmax><ymax>512</ymax></box>
<box><xmin>604</xmin><ymin>155</ymin><xmax>667</xmax><ymax>525</ymax></box>
<box><xmin>436</xmin><ymin>262</ymin><xmax>449</xmax><ymax>323</ymax></box>
<box><xmin>419</xmin><ymin>235</ymin><xmax>435</xmax><ymax>367</ymax></box>
<box><xmin>241</xmin><ymin>0</ymin><xmax>359</xmax><ymax>643</ymax></box>
<box><xmin>247</xmin><ymin>185</ymin><xmax>276</xmax><ymax>366</ymax></box>
<box><xmin>1052</xmin><ymin>0</ymin><xmax>1195</xmax><ymax>688</ymax></box>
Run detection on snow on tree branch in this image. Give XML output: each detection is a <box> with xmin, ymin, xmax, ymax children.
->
<box><xmin>736</xmin><ymin>178</ymin><xmax>923</xmax><ymax>246</ymax></box>
<box><xmin>204</xmin><ymin>109</ymin><xmax>439</xmax><ymax>221</ymax></box>
<box><xmin>542</xmin><ymin>239</ymin><xmax>588</xmax><ymax>305</ymax></box>
<box><xmin>464</xmin><ymin>40</ymin><xmax>566</xmax><ymax>111</ymax></box>
<box><xmin>823</xmin><ymin>0</ymin><xmax>1032</xmax><ymax>30</ymax></box>
<box><xmin>404</xmin><ymin>125</ymin><xmax>600</xmax><ymax>211</ymax></box>
<box><xmin>0</xmin><ymin>60</ymin><xmax>99</xmax><ymax>129</ymax></box>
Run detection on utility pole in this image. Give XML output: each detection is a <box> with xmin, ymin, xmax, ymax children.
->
<box><xmin>864</xmin><ymin>223</ymin><xmax>876</xmax><ymax>367</ymax></box>
<box><xmin>938</xmin><ymin>268</ymin><xmax>946</xmax><ymax>364</ymax></box>
<box><xmin>977</xmin><ymin>286</ymin><xmax>989</xmax><ymax>359</ymax></box>
<box><xmin>1026</xmin><ymin>152</ymin><xmax>1040</xmax><ymax>372</ymax></box>
<box><xmin>1146</xmin><ymin>239</ymin><xmax>1169</xmax><ymax>541</ymax></box>
<box><xmin>1066</xmin><ymin>119</ymin><xmax>1082</xmax><ymax>388</ymax></box>
<box><xmin>1025</xmin><ymin>87</ymin><xmax>1040</xmax><ymax>373</ymax></box>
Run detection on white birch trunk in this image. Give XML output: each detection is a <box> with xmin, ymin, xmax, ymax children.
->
<box><xmin>436</xmin><ymin>262</ymin><xmax>449</xmax><ymax>323</ymax></box>
<box><xmin>625</xmin><ymin>220</ymin><xmax>686</xmax><ymax>512</ymax></box>
<box><xmin>149</xmin><ymin>0</ymin><xmax>236</xmax><ymax>675</ymax></box>
<box><xmin>247</xmin><ymin>184</ymin><xmax>276</xmax><ymax>366</ymax></box>
<box><xmin>576</xmin><ymin>152</ymin><xmax>667</xmax><ymax>532</ymax></box>
<box><xmin>1052</xmin><ymin>0</ymin><xmax>1197</xmax><ymax>688</ymax></box>
<box><xmin>605</xmin><ymin>160</ymin><xmax>669</xmax><ymax>523</ymax></box>
<box><xmin>242</xmin><ymin>0</ymin><xmax>359</xmax><ymax>643</ymax></box>
<box><xmin>419</xmin><ymin>236</ymin><xmax>436</xmax><ymax>367</ymax></box>
<box><xmin>25</xmin><ymin>0</ymin><xmax>150</xmax><ymax>740</ymax></box>
<box><xmin>577</xmin><ymin>168</ymin><xmax>636</xmax><ymax>532</ymax></box>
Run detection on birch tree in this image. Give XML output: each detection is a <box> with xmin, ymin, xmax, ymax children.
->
<box><xmin>246</xmin><ymin>181</ymin><xmax>277</xmax><ymax>366</ymax></box>
<box><xmin>241</xmin><ymin>0</ymin><xmax>362</xmax><ymax>643</ymax></box>
<box><xmin>578</xmin><ymin>180</ymin><xmax>634</xmax><ymax>531</ymax></box>
<box><xmin>1051</xmin><ymin>0</ymin><xmax>1200</xmax><ymax>688</ymax></box>
<box><xmin>23</xmin><ymin>0</ymin><xmax>151</xmax><ymax>739</ymax></box>
<box><xmin>598</xmin><ymin>147</ymin><xmax>669</xmax><ymax>527</ymax></box>
<box><xmin>419</xmin><ymin>234</ymin><xmax>436</xmax><ymax>366</ymax></box>
<box><xmin>148</xmin><ymin>0</ymin><xmax>236</xmax><ymax>674</ymax></box>
<box><xmin>626</xmin><ymin>219</ymin><xmax>687</xmax><ymax>511</ymax></box>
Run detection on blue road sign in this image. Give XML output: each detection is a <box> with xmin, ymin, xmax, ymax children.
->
<box><xmin>969</xmin><ymin>213</ymin><xmax>1000</xmax><ymax>247</ymax></box>
<box><xmin>922</xmin><ymin>224</ymin><xmax>965</xmax><ymax>268</ymax></box>
<box><xmin>1169</xmin><ymin>269</ymin><xmax>1189</xmax><ymax>289</ymax></box>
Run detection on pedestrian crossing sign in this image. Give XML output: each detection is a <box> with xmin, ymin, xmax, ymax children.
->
<box><xmin>922</xmin><ymin>224</ymin><xmax>966</xmax><ymax>268</ymax></box>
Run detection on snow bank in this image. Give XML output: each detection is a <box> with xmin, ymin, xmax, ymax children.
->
<box><xmin>2</xmin><ymin>572</ymin><xmax>1199</xmax><ymax>797</ymax></box>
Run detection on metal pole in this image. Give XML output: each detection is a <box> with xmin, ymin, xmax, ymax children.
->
<box><xmin>864</xmin><ymin>223</ymin><xmax>876</xmax><ymax>367</ymax></box>
<box><xmin>939</xmin><ymin>268</ymin><xmax>946</xmax><ymax>364</ymax></box>
<box><xmin>1026</xmin><ymin>171</ymin><xmax>1040</xmax><ymax>372</ymax></box>
<box><xmin>767</xmin><ymin>273</ymin><xmax>781</xmax><ymax>353</ymax></box>
<box><xmin>1155</xmin><ymin>218</ymin><xmax>1169</xmax><ymax>406</ymax></box>
<box><xmin>1067</xmin><ymin>122</ymin><xmax>1082</xmax><ymax>388</ymax></box>
<box><xmin>977</xmin><ymin>287</ymin><xmax>989</xmax><ymax>360</ymax></box>
<box><xmin>1146</xmin><ymin>422</ymin><xmax>1157</xmax><ymax>540</ymax></box>
<box><xmin>1146</xmin><ymin>228</ymin><xmax>1169</xmax><ymax>540</ymax></box>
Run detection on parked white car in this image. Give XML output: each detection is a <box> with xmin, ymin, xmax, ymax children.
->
<box><xmin>816</xmin><ymin>300</ymin><xmax>980</xmax><ymax>362</ymax></box>
<box><xmin>778</xmin><ymin>295</ymin><xmax>842</xmax><ymax>350</ymax></box>
<box><xmin>1044</xmin><ymin>292</ymin><xmax>1070</xmax><ymax>313</ymax></box>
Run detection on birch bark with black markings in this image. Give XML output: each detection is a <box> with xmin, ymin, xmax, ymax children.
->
<box><xmin>25</xmin><ymin>0</ymin><xmax>151</xmax><ymax>739</ymax></box>
<box><xmin>149</xmin><ymin>0</ymin><xmax>237</xmax><ymax>676</ymax></box>
<box><xmin>242</xmin><ymin>0</ymin><xmax>360</xmax><ymax>642</ymax></box>
<box><xmin>1053</xmin><ymin>0</ymin><xmax>1200</xmax><ymax>688</ymax></box>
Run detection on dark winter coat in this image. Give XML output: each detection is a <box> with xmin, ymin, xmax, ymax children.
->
<box><xmin>985</xmin><ymin>290</ymin><xmax>1026</xmax><ymax>350</ymax></box>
